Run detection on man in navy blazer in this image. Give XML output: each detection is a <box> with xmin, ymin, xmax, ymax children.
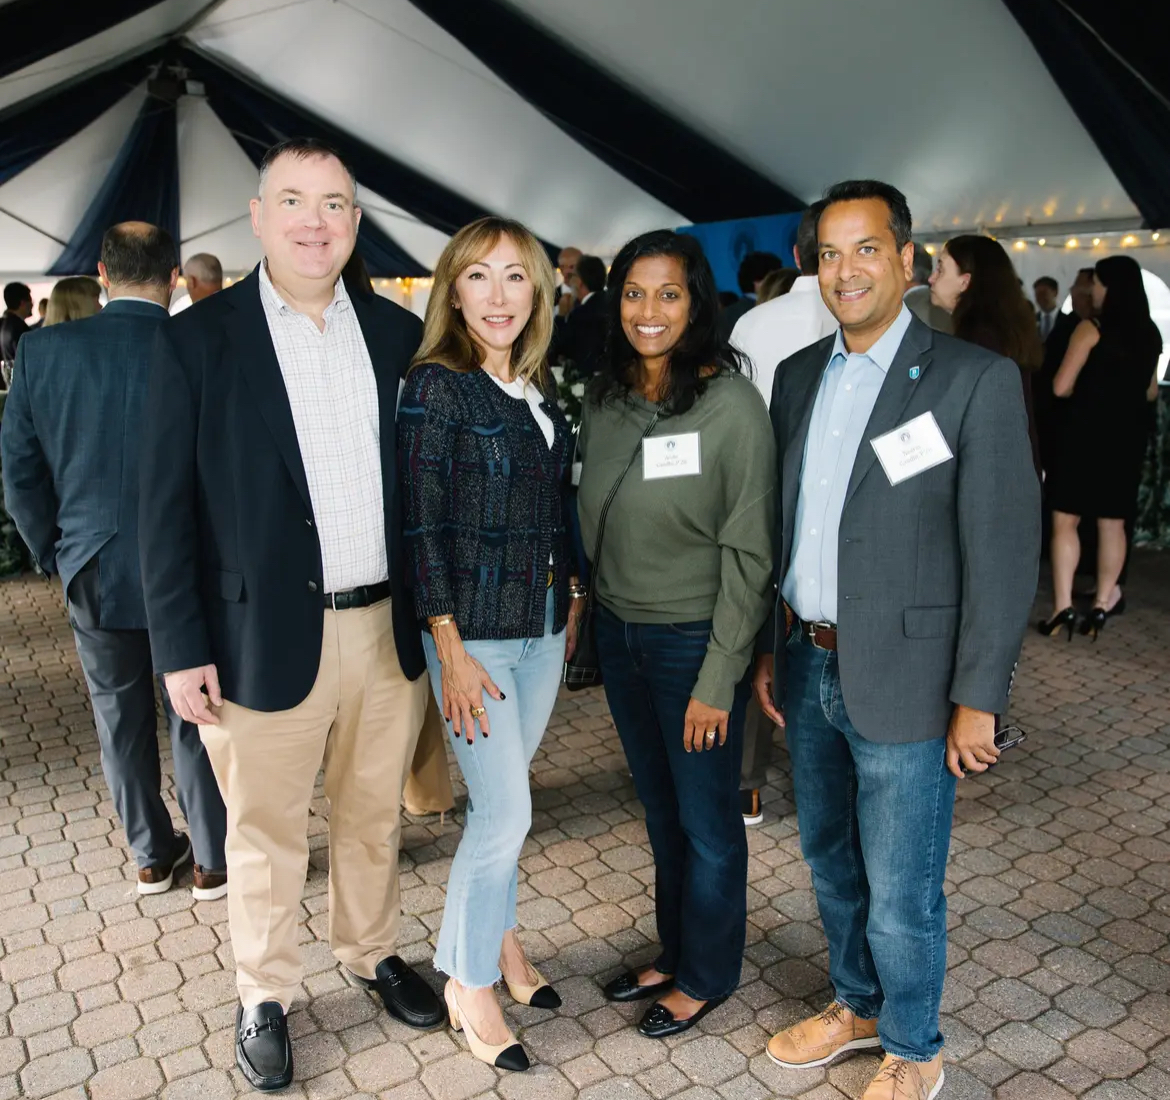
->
<box><xmin>138</xmin><ymin>139</ymin><xmax>441</xmax><ymax>1093</ymax></box>
<box><xmin>1</xmin><ymin>223</ymin><xmax>227</xmax><ymax>902</ymax></box>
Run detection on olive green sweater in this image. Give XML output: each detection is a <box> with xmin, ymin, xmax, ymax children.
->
<box><xmin>578</xmin><ymin>373</ymin><xmax>776</xmax><ymax>711</ymax></box>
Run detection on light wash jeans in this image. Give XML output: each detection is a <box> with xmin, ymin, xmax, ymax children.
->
<box><xmin>422</xmin><ymin>590</ymin><xmax>564</xmax><ymax>988</ymax></box>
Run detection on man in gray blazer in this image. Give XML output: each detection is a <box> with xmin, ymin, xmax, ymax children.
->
<box><xmin>2</xmin><ymin>223</ymin><xmax>227</xmax><ymax>900</ymax></box>
<box><xmin>753</xmin><ymin>181</ymin><xmax>1039</xmax><ymax>1100</ymax></box>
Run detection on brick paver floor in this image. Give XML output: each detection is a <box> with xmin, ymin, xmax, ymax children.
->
<box><xmin>1</xmin><ymin>554</ymin><xmax>1169</xmax><ymax>1100</ymax></box>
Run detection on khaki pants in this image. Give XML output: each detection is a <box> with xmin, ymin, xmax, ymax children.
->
<box><xmin>199</xmin><ymin>600</ymin><xmax>427</xmax><ymax>1010</ymax></box>
<box><xmin>403</xmin><ymin>693</ymin><xmax>454</xmax><ymax>815</ymax></box>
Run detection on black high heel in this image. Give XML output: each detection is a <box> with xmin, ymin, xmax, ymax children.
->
<box><xmin>1079</xmin><ymin>607</ymin><xmax>1107</xmax><ymax>641</ymax></box>
<box><xmin>1037</xmin><ymin>608</ymin><xmax>1077</xmax><ymax>640</ymax></box>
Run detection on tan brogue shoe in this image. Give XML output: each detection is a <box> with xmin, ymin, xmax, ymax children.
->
<box><xmin>861</xmin><ymin>1053</ymin><xmax>945</xmax><ymax>1100</ymax></box>
<box><xmin>766</xmin><ymin>1000</ymin><xmax>881</xmax><ymax>1069</ymax></box>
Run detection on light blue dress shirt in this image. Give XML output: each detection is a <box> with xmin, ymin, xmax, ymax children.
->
<box><xmin>782</xmin><ymin>306</ymin><xmax>913</xmax><ymax>623</ymax></box>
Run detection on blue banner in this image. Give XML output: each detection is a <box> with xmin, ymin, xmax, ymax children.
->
<box><xmin>678</xmin><ymin>212</ymin><xmax>804</xmax><ymax>295</ymax></box>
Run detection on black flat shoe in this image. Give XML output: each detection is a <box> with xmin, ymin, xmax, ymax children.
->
<box><xmin>602</xmin><ymin>970</ymin><xmax>675</xmax><ymax>1003</ymax></box>
<box><xmin>236</xmin><ymin>1001</ymin><xmax>293</xmax><ymax>1092</ymax></box>
<box><xmin>637</xmin><ymin>995</ymin><xmax>728</xmax><ymax>1039</ymax></box>
<box><xmin>1037</xmin><ymin>607</ymin><xmax>1077</xmax><ymax>639</ymax></box>
<box><xmin>1106</xmin><ymin>596</ymin><xmax>1127</xmax><ymax>618</ymax></box>
<box><xmin>355</xmin><ymin>955</ymin><xmax>445</xmax><ymax>1029</ymax></box>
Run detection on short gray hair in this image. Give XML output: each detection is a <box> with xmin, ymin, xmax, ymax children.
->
<box><xmin>184</xmin><ymin>252</ymin><xmax>223</xmax><ymax>284</ymax></box>
<box><xmin>258</xmin><ymin>137</ymin><xmax>356</xmax><ymax>196</ymax></box>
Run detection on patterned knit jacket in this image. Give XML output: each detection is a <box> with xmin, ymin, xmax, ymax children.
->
<box><xmin>399</xmin><ymin>362</ymin><xmax>573</xmax><ymax>640</ymax></box>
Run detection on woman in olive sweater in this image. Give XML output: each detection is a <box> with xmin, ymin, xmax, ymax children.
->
<box><xmin>578</xmin><ymin>231</ymin><xmax>775</xmax><ymax>1038</ymax></box>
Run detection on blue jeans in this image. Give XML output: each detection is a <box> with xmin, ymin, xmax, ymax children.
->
<box><xmin>595</xmin><ymin>604</ymin><xmax>749</xmax><ymax>1000</ymax></box>
<box><xmin>784</xmin><ymin>631</ymin><xmax>956</xmax><ymax>1062</ymax></box>
<box><xmin>422</xmin><ymin>591</ymin><xmax>564</xmax><ymax>988</ymax></box>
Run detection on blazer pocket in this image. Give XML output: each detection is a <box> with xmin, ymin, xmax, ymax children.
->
<box><xmin>903</xmin><ymin>605</ymin><xmax>959</xmax><ymax>639</ymax></box>
<box><xmin>217</xmin><ymin>570</ymin><xmax>245</xmax><ymax>603</ymax></box>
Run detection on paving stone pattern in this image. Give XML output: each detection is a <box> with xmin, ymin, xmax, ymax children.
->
<box><xmin>1</xmin><ymin>556</ymin><xmax>1169</xmax><ymax>1099</ymax></box>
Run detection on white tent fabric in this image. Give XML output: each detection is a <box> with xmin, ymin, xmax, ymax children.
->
<box><xmin>0</xmin><ymin>0</ymin><xmax>1162</xmax><ymax>282</ymax></box>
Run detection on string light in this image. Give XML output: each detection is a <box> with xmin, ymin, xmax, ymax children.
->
<box><xmin>1154</xmin><ymin>232</ymin><xmax>1162</xmax><ymax>242</ymax></box>
<box><xmin>1013</xmin><ymin>241</ymin><xmax>1026</xmax><ymax>251</ymax></box>
<box><xmin>1038</xmin><ymin>238</ymin><xmax>1046</xmax><ymax>247</ymax></box>
<box><xmin>1065</xmin><ymin>238</ymin><xmax>1079</xmax><ymax>249</ymax></box>
<box><xmin>924</xmin><ymin>244</ymin><xmax>936</xmax><ymax>256</ymax></box>
<box><xmin>1092</xmin><ymin>238</ymin><xmax>1101</xmax><ymax>246</ymax></box>
<box><xmin>1122</xmin><ymin>234</ymin><xmax>1138</xmax><ymax>247</ymax></box>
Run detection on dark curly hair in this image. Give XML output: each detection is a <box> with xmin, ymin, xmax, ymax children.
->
<box><xmin>589</xmin><ymin>230</ymin><xmax>746</xmax><ymax>417</ymax></box>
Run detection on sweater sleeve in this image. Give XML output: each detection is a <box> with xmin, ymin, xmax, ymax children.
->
<box><xmin>693</xmin><ymin>386</ymin><xmax>777</xmax><ymax>711</ymax></box>
<box><xmin>398</xmin><ymin>364</ymin><xmax>458</xmax><ymax>621</ymax></box>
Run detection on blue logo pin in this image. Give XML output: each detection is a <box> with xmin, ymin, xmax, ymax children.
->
<box><xmin>909</xmin><ymin>366</ymin><xmax>920</xmax><ymax>380</ymax></box>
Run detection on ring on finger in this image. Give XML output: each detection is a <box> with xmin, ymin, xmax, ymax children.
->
<box><xmin>705</xmin><ymin>730</ymin><xmax>717</xmax><ymax>741</ymax></box>
<box><xmin>470</xmin><ymin>706</ymin><xmax>486</xmax><ymax>718</ymax></box>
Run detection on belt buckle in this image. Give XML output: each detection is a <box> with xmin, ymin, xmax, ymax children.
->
<box><xmin>806</xmin><ymin>620</ymin><xmax>833</xmax><ymax>647</ymax></box>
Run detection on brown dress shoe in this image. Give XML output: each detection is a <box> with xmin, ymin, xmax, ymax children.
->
<box><xmin>767</xmin><ymin>1000</ymin><xmax>881</xmax><ymax>1069</ymax></box>
<box><xmin>137</xmin><ymin>833</ymin><xmax>192</xmax><ymax>895</ymax></box>
<box><xmin>192</xmin><ymin>865</ymin><xmax>228</xmax><ymax>902</ymax></box>
<box><xmin>861</xmin><ymin>1053</ymin><xmax>944</xmax><ymax>1100</ymax></box>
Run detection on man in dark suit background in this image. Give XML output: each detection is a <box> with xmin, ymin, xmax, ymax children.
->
<box><xmin>1</xmin><ymin>224</ymin><xmax>228</xmax><ymax>902</ymax></box>
<box><xmin>753</xmin><ymin>181</ymin><xmax>1038</xmax><ymax>1099</ymax></box>
<box><xmin>0</xmin><ymin>281</ymin><xmax>33</xmax><ymax>363</ymax></box>
<box><xmin>139</xmin><ymin>138</ymin><xmax>442</xmax><ymax>1093</ymax></box>
<box><xmin>552</xmin><ymin>253</ymin><xmax>607</xmax><ymax>378</ymax></box>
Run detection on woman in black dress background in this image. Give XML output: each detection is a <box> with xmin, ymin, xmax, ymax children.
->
<box><xmin>1041</xmin><ymin>256</ymin><xmax>1162</xmax><ymax>639</ymax></box>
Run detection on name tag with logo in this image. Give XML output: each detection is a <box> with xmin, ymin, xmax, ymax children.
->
<box><xmin>643</xmin><ymin>432</ymin><xmax>702</xmax><ymax>480</ymax></box>
<box><xmin>870</xmin><ymin>412</ymin><xmax>952</xmax><ymax>485</ymax></box>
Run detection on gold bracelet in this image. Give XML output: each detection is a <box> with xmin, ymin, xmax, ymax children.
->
<box><xmin>429</xmin><ymin>615</ymin><xmax>455</xmax><ymax>628</ymax></box>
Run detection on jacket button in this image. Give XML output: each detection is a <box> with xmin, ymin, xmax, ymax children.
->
<box><xmin>307</xmin><ymin>581</ymin><xmax>318</xmax><ymax>592</ymax></box>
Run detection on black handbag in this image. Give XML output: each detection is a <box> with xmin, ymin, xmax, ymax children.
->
<box><xmin>563</xmin><ymin>409</ymin><xmax>661</xmax><ymax>690</ymax></box>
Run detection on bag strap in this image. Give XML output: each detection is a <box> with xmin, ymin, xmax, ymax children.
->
<box><xmin>584</xmin><ymin>408</ymin><xmax>662</xmax><ymax>614</ymax></box>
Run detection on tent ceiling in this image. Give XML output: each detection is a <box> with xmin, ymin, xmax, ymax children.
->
<box><xmin>499</xmin><ymin>0</ymin><xmax>1139</xmax><ymax>234</ymax></box>
<box><xmin>0</xmin><ymin>0</ymin><xmax>1160</xmax><ymax>278</ymax></box>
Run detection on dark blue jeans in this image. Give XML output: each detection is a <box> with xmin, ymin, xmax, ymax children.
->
<box><xmin>595</xmin><ymin>604</ymin><xmax>749</xmax><ymax>1000</ymax></box>
<box><xmin>784</xmin><ymin>631</ymin><xmax>956</xmax><ymax>1062</ymax></box>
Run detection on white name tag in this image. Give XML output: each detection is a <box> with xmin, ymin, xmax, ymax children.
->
<box><xmin>571</xmin><ymin>461</ymin><xmax>583</xmax><ymax>487</ymax></box>
<box><xmin>870</xmin><ymin>412</ymin><xmax>953</xmax><ymax>485</ymax></box>
<box><xmin>643</xmin><ymin>432</ymin><xmax>702</xmax><ymax>480</ymax></box>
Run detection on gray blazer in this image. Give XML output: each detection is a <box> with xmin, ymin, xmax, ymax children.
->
<box><xmin>762</xmin><ymin>314</ymin><xmax>1040</xmax><ymax>743</ymax></box>
<box><xmin>1</xmin><ymin>300</ymin><xmax>169</xmax><ymax>629</ymax></box>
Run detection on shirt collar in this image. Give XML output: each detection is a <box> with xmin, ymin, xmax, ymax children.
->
<box><xmin>259</xmin><ymin>259</ymin><xmax>349</xmax><ymax>316</ymax></box>
<box><xmin>791</xmin><ymin>275</ymin><xmax>819</xmax><ymax>294</ymax></box>
<box><xmin>107</xmin><ymin>295</ymin><xmax>167</xmax><ymax>310</ymax></box>
<box><xmin>829</xmin><ymin>304</ymin><xmax>913</xmax><ymax>374</ymax></box>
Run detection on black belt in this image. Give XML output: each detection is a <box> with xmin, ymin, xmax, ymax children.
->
<box><xmin>324</xmin><ymin>580</ymin><xmax>390</xmax><ymax>611</ymax></box>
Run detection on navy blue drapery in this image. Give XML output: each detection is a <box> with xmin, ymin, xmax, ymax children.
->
<box><xmin>1002</xmin><ymin>1</ymin><xmax>1170</xmax><ymax>228</ymax></box>
<box><xmin>404</xmin><ymin>0</ymin><xmax>803</xmax><ymax>223</ymax></box>
<box><xmin>0</xmin><ymin>0</ymin><xmax>163</xmax><ymax>81</ymax></box>
<box><xmin>50</xmin><ymin>91</ymin><xmax>180</xmax><ymax>275</ymax></box>
<box><xmin>206</xmin><ymin>80</ymin><xmax>426</xmax><ymax>278</ymax></box>
<box><xmin>0</xmin><ymin>54</ymin><xmax>153</xmax><ymax>189</ymax></box>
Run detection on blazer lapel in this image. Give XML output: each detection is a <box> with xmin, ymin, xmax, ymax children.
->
<box><xmin>843</xmin><ymin>317</ymin><xmax>935</xmax><ymax>507</ymax></box>
<box><xmin>228</xmin><ymin>269</ymin><xmax>313</xmax><ymax>514</ymax></box>
<box><xmin>348</xmin><ymin>289</ymin><xmax>399</xmax><ymax>483</ymax></box>
<box><xmin>781</xmin><ymin>344</ymin><xmax>832</xmax><ymax>570</ymax></box>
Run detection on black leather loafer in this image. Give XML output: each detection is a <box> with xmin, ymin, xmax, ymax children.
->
<box><xmin>637</xmin><ymin>995</ymin><xmax>728</xmax><ymax>1039</ymax></box>
<box><xmin>602</xmin><ymin>970</ymin><xmax>676</xmax><ymax>1003</ymax></box>
<box><xmin>235</xmin><ymin>1001</ymin><xmax>293</xmax><ymax>1092</ymax></box>
<box><xmin>355</xmin><ymin>955</ymin><xmax>445</xmax><ymax>1029</ymax></box>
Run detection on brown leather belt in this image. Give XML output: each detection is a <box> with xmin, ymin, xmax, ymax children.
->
<box><xmin>800</xmin><ymin>618</ymin><xmax>838</xmax><ymax>651</ymax></box>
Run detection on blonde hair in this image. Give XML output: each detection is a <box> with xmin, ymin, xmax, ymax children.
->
<box><xmin>44</xmin><ymin>277</ymin><xmax>102</xmax><ymax>327</ymax></box>
<box><xmin>411</xmin><ymin>217</ymin><xmax>555</xmax><ymax>385</ymax></box>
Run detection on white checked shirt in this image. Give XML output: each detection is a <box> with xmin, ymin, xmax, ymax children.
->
<box><xmin>258</xmin><ymin>262</ymin><xmax>386</xmax><ymax>593</ymax></box>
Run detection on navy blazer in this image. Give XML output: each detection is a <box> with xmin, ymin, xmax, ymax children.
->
<box><xmin>138</xmin><ymin>268</ymin><xmax>426</xmax><ymax>713</ymax></box>
<box><xmin>1</xmin><ymin>299</ymin><xmax>170</xmax><ymax>628</ymax></box>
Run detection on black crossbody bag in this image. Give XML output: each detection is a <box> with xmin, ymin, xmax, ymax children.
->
<box><xmin>563</xmin><ymin>410</ymin><xmax>661</xmax><ymax>690</ymax></box>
